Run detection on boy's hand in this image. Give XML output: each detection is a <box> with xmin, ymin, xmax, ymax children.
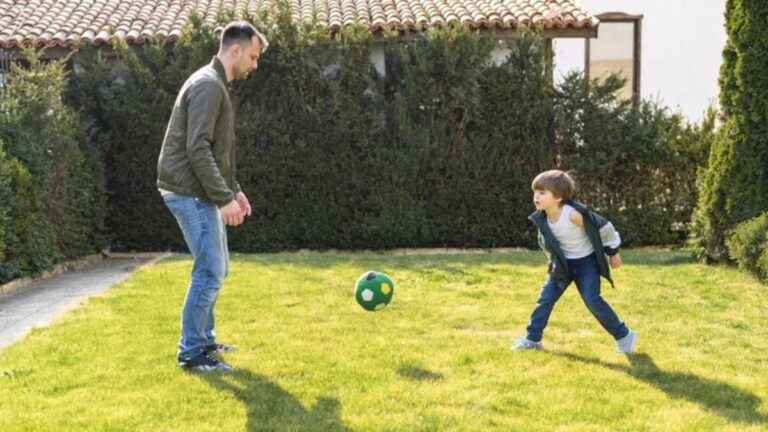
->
<box><xmin>609</xmin><ymin>254</ymin><xmax>622</xmax><ymax>269</ymax></box>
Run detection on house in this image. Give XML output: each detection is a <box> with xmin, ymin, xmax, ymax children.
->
<box><xmin>0</xmin><ymin>0</ymin><xmax>600</xmax><ymax>83</ymax></box>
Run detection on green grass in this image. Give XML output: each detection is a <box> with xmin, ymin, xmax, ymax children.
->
<box><xmin>1</xmin><ymin>249</ymin><xmax>767</xmax><ymax>431</ymax></box>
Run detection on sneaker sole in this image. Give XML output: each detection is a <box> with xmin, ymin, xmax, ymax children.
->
<box><xmin>183</xmin><ymin>364</ymin><xmax>233</xmax><ymax>373</ymax></box>
<box><xmin>178</xmin><ymin>359</ymin><xmax>234</xmax><ymax>372</ymax></box>
<box><xmin>511</xmin><ymin>342</ymin><xmax>543</xmax><ymax>351</ymax></box>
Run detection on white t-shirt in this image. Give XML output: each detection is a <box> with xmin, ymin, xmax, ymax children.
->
<box><xmin>547</xmin><ymin>204</ymin><xmax>594</xmax><ymax>259</ymax></box>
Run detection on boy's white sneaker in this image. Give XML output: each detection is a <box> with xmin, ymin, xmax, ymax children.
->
<box><xmin>616</xmin><ymin>330</ymin><xmax>637</xmax><ymax>354</ymax></box>
<box><xmin>511</xmin><ymin>337</ymin><xmax>543</xmax><ymax>351</ymax></box>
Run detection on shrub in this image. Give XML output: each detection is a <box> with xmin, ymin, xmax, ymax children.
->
<box><xmin>554</xmin><ymin>73</ymin><xmax>713</xmax><ymax>245</ymax></box>
<box><xmin>726</xmin><ymin>212</ymin><xmax>768</xmax><ymax>280</ymax></box>
<box><xmin>0</xmin><ymin>50</ymin><xmax>104</xmax><ymax>282</ymax></box>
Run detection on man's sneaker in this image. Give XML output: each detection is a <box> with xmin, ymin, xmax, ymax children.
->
<box><xmin>511</xmin><ymin>337</ymin><xmax>543</xmax><ymax>351</ymax></box>
<box><xmin>616</xmin><ymin>330</ymin><xmax>637</xmax><ymax>354</ymax></box>
<box><xmin>205</xmin><ymin>343</ymin><xmax>237</xmax><ymax>355</ymax></box>
<box><xmin>178</xmin><ymin>352</ymin><xmax>233</xmax><ymax>372</ymax></box>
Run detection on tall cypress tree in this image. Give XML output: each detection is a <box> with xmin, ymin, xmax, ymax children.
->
<box><xmin>692</xmin><ymin>0</ymin><xmax>768</xmax><ymax>261</ymax></box>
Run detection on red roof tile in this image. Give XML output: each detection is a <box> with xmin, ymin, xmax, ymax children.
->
<box><xmin>0</xmin><ymin>0</ymin><xmax>598</xmax><ymax>48</ymax></box>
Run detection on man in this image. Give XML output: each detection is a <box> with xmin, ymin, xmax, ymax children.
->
<box><xmin>157</xmin><ymin>21</ymin><xmax>268</xmax><ymax>372</ymax></box>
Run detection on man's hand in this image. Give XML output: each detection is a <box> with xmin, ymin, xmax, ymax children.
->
<box><xmin>235</xmin><ymin>191</ymin><xmax>252</xmax><ymax>217</ymax></box>
<box><xmin>609</xmin><ymin>254</ymin><xmax>623</xmax><ymax>269</ymax></box>
<box><xmin>220</xmin><ymin>200</ymin><xmax>244</xmax><ymax>226</ymax></box>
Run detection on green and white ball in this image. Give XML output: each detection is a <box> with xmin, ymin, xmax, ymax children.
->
<box><xmin>355</xmin><ymin>271</ymin><xmax>394</xmax><ymax>311</ymax></box>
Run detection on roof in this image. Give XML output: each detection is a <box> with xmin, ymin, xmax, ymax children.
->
<box><xmin>0</xmin><ymin>0</ymin><xmax>599</xmax><ymax>49</ymax></box>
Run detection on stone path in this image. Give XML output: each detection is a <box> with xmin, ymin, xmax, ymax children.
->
<box><xmin>0</xmin><ymin>254</ymin><xmax>168</xmax><ymax>350</ymax></box>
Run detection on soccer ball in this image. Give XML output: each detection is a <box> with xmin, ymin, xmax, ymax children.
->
<box><xmin>355</xmin><ymin>271</ymin><xmax>394</xmax><ymax>311</ymax></box>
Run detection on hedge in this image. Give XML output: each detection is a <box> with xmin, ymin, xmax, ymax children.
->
<box><xmin>62</xmin><ymin>8</ymin><xmax>711</xmax><ymax>253</ymax></box>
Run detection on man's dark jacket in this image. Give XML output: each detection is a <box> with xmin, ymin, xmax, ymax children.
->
<box><xmin>157</xmin><ymin>57</ymin><xmax>240</xmax><ymax>206</ymax></box>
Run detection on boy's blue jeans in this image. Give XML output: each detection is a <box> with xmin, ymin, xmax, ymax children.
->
<box><xmin>162</xmin><ymin>193</ymin><xmax>229</xmax><ymax>361</ymax></box>
<box><xmin>526</xmin><ymin>253</ymin><xmax>628</xmax><ymax>343</ymax></box>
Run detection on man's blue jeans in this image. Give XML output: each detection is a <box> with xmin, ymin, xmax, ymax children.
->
<box><xmin>526</xmin><ymin>253</ymin><xmax>628</xmax><ymax>343</ymax></box>
<box><xmin>162</xmin><ymin>193</ymin><xmax>228</xmax><ymax>360</ymax></box>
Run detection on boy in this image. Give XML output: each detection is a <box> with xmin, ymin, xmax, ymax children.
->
<box><xmin>512</xmin><ymin>170</ymin><xmax>637</xmax><ymax>353</ymax></box>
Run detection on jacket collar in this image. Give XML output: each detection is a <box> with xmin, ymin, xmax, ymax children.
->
<box><xmin>564</xmin><ymin>199</ymin><xmax>588</xmax><ymax>213</ymax></box>
<box><xmin>210</xmin><ymin>56</ymin><xmax>229</xmax><ymax>84</ymax></box>
<box><xmin>528</xmin><ymin>200</ymin><xmax>588</xmax><ymax>224</ymax></box>
<box><xmin>528</xmin><ymin>209</ymin><xmax>545</xmax><ymax>223</ymax></box>
<box><xmin>529</xmin><ymin>199</ymin><xmax>587</xmax><ymax>214</ymax></box>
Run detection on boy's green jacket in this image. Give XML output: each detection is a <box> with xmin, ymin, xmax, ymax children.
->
<box><xmin>528</xmin><ymin>200</ymin><xmax>621</xmax><ymax>288</ymax></box>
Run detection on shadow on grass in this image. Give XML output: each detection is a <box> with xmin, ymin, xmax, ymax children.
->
<box><xmin>196</xmin><ymin>368</ymin><xmax>352</xmax><ymax>431</ymax></box>
<box><xmin>553</xmin><ymin>352</ymin><xmax>767</xmax><ymax>424</ymax></box>
<box><xmin>397</xmin><ymin>363</ymin><xmax>444</xmax><ymax>382</ymax></box>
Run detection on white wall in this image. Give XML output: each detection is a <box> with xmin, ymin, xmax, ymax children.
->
<box><xmin>370</xmin><ymin>48</ymin><xmax>386</xmax><ymax>77</ymax></box>
<box><xmin>554</xmin><ymin>0</ymin><xmax>727</xmax><ymax>122</ymax></box>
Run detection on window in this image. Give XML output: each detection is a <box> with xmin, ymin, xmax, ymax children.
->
<box><xmin>586</xmin><ymin>13</ymin><xmax>642</xmax><ymax>104</ymax></box>
<box><xmin>0</xmin><ymin>51</ymin><xmax>11</xmax><ymax>90</ymax></box>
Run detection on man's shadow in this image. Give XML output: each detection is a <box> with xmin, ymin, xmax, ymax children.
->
<box><xmin>196</xmin><ymin>368</ymin><xmax>352</xmax><ymax>431</ymax></box>
<box><xmin>552</xmin><ymin>352</ymin><xmax>767</xmax><ymax>424</ymax></box>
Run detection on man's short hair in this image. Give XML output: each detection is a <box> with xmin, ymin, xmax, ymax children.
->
<box><xmin>220</xmin><ymin>21</ymin><xmax>269</xmax><ymax>54</ymax></box>
<box><xmin>532</xmin><ymin>170</ymin><xmax>576</xmax><ymax>201</ymax></box>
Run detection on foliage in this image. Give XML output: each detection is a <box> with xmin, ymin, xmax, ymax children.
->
<box><xmin>0</xmin><ymin>51</ymin><xmax>104</xmax><ymax>283</ymax></box>
<box><xmin>692</xmin><ymin>0</ymin><xmax>768</xmax><ymax>261</ymax></box>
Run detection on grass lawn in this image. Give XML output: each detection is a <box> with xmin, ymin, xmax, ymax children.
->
<box><xmin>1</xmin><ymin>249</ymin><xmax>766</xmax><ymax>431</ymax></box>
